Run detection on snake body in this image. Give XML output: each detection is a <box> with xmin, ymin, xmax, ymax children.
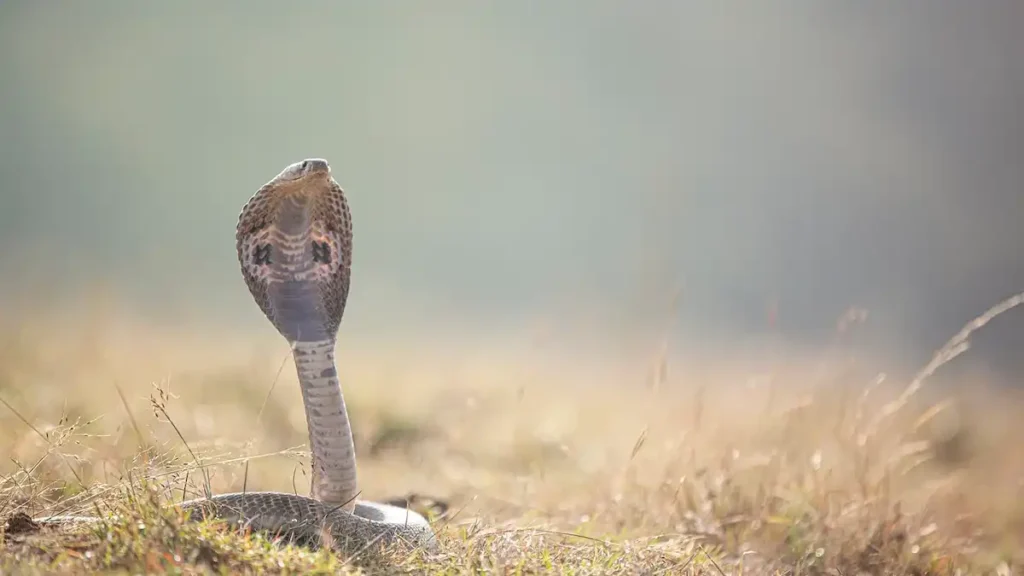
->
<box><xmin>33</xmin><ymin>159</ymin><xmax>438</xmax><ymax>556</ymax></box>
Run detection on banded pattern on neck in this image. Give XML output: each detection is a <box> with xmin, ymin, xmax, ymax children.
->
<box><xmin>293</xmin><ymin>339</ymin><xmax>358</xmax><ymax>510</ymax></box>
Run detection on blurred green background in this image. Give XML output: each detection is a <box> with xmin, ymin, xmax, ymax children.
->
<box><xmin>1</xmin><ymin>2</ymin><xmax>1022</xmax><ymax>374</ymax></box>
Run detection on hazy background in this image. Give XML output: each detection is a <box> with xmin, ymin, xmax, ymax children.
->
<box><xmin>1</xmin><ymin>1</ymin><xmax>1022</xmax><ymax>381</ymax></box>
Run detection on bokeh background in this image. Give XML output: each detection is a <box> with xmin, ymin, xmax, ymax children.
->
<box><xmin>1</xmin><ymin>1</ymin><xmax>1022</xmax><ymax>382</ymax></box>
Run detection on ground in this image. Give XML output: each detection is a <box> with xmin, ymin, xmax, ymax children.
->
<box><xmin>1</xmin><ymin>295</ymin><xmax>1022</xmax><ymax>575</ymax></box>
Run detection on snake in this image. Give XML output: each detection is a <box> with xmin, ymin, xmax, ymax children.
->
<box><xmin>28</xmin><ymin>159</ymin><xmax>439</xmax><ymax>557</ymax></box>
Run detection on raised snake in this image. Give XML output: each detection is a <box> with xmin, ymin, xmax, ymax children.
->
<box><xmin>30</xmin><ymin>159</ymin><xmax>439</xmax><ymax>557</ymax></box>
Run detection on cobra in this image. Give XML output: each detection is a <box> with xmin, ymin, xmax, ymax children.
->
<box><xmin>34</xmin><ymin>159</ymin><xmax>438</xmax><ymax>556</ymax></box>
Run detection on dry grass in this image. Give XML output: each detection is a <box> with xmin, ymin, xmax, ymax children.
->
<box><xmin>1</xmin><ymin>294</ymin><xmax>1024</xmax><ymax>574</ymax></box>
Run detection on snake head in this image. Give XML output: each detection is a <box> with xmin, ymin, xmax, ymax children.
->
<box><xmin>273</xmin><ymin>158</ymin><xmax>332</xmax><ymax>185</ymax></box>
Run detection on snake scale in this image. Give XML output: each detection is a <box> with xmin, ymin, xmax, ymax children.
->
<box><xmin>30</xmin><ymin>159</ymin><xmax>439</xmax><ymax>557</ymax></box>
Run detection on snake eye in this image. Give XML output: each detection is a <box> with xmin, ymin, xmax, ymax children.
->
<box><xmin>300</xmin><ymin>160</ymin><xmax>310</xmax><ymax>172</ymax></box>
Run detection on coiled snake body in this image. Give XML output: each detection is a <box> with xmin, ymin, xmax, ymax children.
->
<box><xmin>33</xmin><ymin>159</ymin><xmax>438</xmax><ymax>556</ymax></box>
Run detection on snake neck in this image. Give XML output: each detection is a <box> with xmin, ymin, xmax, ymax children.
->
<box><xmin>292</xmin><ymin>339</ymin><xmax>358</xmax><ymax>512</ymax></box>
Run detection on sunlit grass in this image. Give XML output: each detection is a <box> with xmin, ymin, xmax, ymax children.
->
<box><xmin>2</xmin><ymin>294</ymin><xmax>1023</xmax><ymax>574</ymax></box>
